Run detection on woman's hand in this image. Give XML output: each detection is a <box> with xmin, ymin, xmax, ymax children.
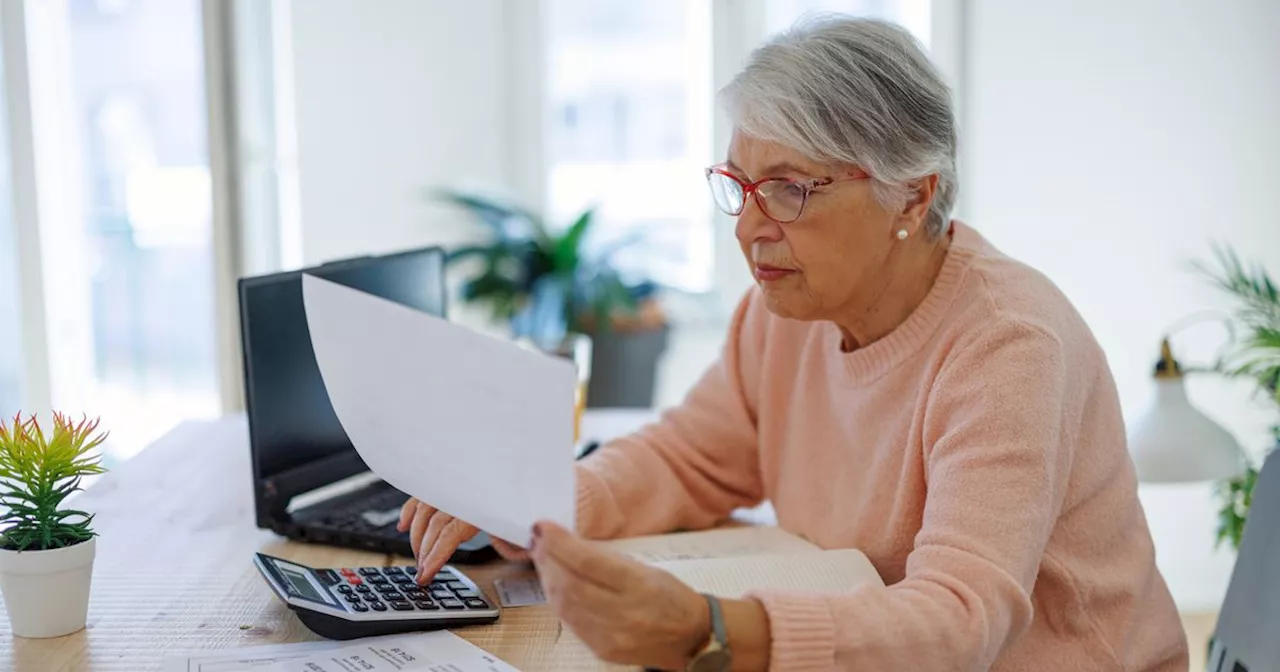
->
<box><xmin>529</xmin><ymin>520</ymin><xmax>710</xmax><ymax>670</ymax></box>
<box><xmin>396</xmin><ymin>497</ymin><xmax>529</xmax><ymax>584</ymax></box>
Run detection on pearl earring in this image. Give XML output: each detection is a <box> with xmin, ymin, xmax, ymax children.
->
<box><xmin>896</xmin><ymin>229</ymin><xmax>909</xmax><ymax>240</ymax></box>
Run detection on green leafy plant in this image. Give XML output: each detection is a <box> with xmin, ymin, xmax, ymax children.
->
<box><xmin>1195</xmin><ymin>245</ymin><xmax>1280</xmax><ymax>549</ymax></box>
<box><xmin>0</xmin><ymin>413</ymin><xmax>108</xmax><ymax>551</ymax></box>
<box><xmin>433</xmin><ymin>189</ymin><xmax>662</xmax><ymax>346</ymax></box>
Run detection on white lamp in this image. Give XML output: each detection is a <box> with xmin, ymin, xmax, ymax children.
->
<box><xmin>1128</xmin><ymin>337</ymin><xmax>1247</xmax><ymax>483</ymax></box>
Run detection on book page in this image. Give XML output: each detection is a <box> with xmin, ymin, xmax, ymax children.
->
<box><xmin>655</xmin><ymin>549</ymin><xmax>885</xmax><ymax>599</ymax></box>
<box><xmin>597</xmin><ymin>526</ymin><xmax>821</xmax><ymax>563</ymax></box>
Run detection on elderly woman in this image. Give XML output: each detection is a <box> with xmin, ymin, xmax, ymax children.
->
<box><xmin>400</xmin><ymin>16</ymin><xmax>1189</xmax><ymax>671</ymax></box>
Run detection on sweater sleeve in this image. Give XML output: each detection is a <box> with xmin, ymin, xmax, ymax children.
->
<box><xmin>749</xmin><ymin>319</ymin><xmax>1075</xmax><ymax>671</ymax></box>
<box><xmin>573</xmin><ymin>290</ymin><xmax>766</xmax><ymax>540</ymax></box>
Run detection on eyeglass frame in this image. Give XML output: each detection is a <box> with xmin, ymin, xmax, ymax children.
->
<box><xmin>704</xmin><ymin>165</ymin><xmax>871</xmax><ymax>224</ymax></box>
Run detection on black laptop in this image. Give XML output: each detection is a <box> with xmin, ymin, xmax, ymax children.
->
<box><xmin>237</xmin><ymin>247</ymin><xmax>495</xmax><ymax>563</ymax></box>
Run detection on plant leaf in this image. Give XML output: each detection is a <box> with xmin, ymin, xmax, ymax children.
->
<box><xmin>552</xmin><ymin>209</ymin><xmax>594</xmax><ymax>274</ymax></box>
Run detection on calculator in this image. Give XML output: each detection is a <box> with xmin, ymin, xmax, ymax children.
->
<box><xmin>253</xmin><ymin>553</ymin><xmax>500</xmax><ymax>640</ymax></box>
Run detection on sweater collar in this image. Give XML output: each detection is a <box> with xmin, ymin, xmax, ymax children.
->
<box><xmin>830</xmin><ymin>221</ymin><xmax>979</xmax><ymax>385</ymax></box>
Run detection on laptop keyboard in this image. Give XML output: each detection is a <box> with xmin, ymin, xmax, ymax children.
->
<box><xmin>312</xmin><ymin>486</ymin><xmax>410</xmax><ymax>536</ymax></box>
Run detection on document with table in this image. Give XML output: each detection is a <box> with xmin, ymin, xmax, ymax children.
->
<box><xmin>163</xmin><ymin>631</ymin><xmax>520</xmax><ymax>672</ymax></box>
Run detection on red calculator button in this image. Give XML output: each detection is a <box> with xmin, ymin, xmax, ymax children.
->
<box><xmin>347</xmin><ymin>576</ymin><xmax>363</xmax><ymax>585</ymax></box>
<box><xmin>340</xmin><ymin>568</ymin><xmax>356</xmax><ymax>576</ymax></box>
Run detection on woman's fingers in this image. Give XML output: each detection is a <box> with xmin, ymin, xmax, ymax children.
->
<box><xmin>416</xmin><ymin>512</ymin><xmax>453</xmax><ymax>576</ymax></box>
<box><xmin>418</xmin><ymin>518</ymin><xmax>477</xmax><ymax>583</ymax></box>
<box><xmin>532</xmin><ymin>521</ymin><xmax>634</xmax><ymax>591</ymax></box>
<box><xmin>491</xmin><ymin>537</ymin><xmax>530</xmax><ymax>562</ymax></box>
<box><xmin>408</xmin><ymin>501</ymin><xmax>437</xmax><ymax>558</ymax></box>
<box><xmin>396</xmin><ymin>497</ymin><xmax>419</xmax><ymax>533</ymax></box>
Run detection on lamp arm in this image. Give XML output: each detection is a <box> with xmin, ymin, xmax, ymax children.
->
<box><xmin>1162</xmin><ymin>309</ymin><xmax>1237</xmax><ymax>374</ymax></box>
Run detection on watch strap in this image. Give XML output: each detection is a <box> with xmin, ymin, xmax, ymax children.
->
<box><xmin>704</xmin><ymin>593</ymin><xmax>727</xmax><ymax>649</ymax></box>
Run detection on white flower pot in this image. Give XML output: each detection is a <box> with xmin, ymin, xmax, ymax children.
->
<box><xmin>0</xmin><ymin>537</ymin><xmax>96</xmax><ymax>638</ymax></box>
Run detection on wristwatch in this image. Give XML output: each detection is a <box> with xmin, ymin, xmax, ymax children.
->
<box><xmin>686</xmin><ymin>593</ymin><xmax>732</xmax><ymax>672</ymax></box>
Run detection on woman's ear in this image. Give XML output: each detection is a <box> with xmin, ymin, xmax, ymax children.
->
<box><xmin>897</xmin><ymin>174</ymin><xmax>939</xmax><ymax>234</ymax></box>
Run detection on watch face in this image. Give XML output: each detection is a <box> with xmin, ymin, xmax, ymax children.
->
<box><xmin>688</xmin><ymin>649</ymin><xmax>732</xmax><ymax>672</ymax></box>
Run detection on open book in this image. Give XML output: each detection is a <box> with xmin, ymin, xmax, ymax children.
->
<box><xmin>519</xmin><ymin>527</ymin><xmax>884</xmax><ymax>670</ymax></box>
<box><xmin>600</xmin><ymin>526</ymin><xmax>884</xmax><ymax>598</ymax></box>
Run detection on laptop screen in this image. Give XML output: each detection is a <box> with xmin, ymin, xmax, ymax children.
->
<box><xmin>238</xmin><ymin>248</ymin><xmax>446</xmax><ymax>486</ymax></box>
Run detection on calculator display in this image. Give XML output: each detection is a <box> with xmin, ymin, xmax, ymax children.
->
<box><xmin>277</xmin><ymin>562</ymin><xmax>334</xmax><ymax>606</ymax></box>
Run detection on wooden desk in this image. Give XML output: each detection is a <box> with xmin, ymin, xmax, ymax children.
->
<box><xmin>0</xmin><ymin>412</ymin><xmax>658</xmax><ymax>672</ymax></box>
<box><xmin>0</xmin><ymin>412</ymin><xmax>1219</xmax><ymax>671</ymax></box>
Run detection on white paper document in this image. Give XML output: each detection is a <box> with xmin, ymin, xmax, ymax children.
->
<box><xmin>302</xmin><ymin>274</ymin><xmax>577</xmax><ymax>547</ymax></box>
<box><xmin>163</xmin><ymin>632</ymin><xmax>520</xmax><ymax>672</ymax></box>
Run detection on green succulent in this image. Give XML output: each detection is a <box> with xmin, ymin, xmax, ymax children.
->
<box><xmin>0</xmin><ymin>413</ymin><xmax>108</xmax><ymax>551</ymax></box>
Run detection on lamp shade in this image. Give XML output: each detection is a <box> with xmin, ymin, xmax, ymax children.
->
<box><xmin>1128</xmin><ymin>376</ymin><xmax>1246</xmax><ymax>482</ymax></box>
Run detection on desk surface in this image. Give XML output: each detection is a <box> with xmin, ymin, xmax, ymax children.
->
<box><xmin>1</xmin><ymin>411</ymin><xmax>1219</xmax><ymax>671</ymax></box>
<box><xmin>0</xmin><ymin>411</ymin><xmax>660</xmax><ymax>672</ymax></box>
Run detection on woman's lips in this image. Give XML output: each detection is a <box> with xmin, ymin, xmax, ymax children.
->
<box><xmin>754</xmin><ymin>264</ymin><xmax>797</xmax><ymax>282</ymax></box>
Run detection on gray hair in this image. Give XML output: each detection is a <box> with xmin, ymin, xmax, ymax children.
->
<box><xmin>720</xmin><ymin>16</ymin><xmax>958</xmax><ymax>238</ymax></box>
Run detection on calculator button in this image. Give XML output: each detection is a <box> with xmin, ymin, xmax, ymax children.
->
<box><xmin>346</xmin><ymin>577</ymin><xmax>363</xmax><ymax>586</ymax></box>
<box><xmin>464</xmin><ymin>598</ymin><xmax>489</xmax><ymax>609</ymax></box>
<box><xmin>391</xmin><ymin>601</ymin><xmax>414</xmax><ymax>611</ymax></box>
<box><xmin>381</xmin><ymin>566</ymin><xmax>404</xmax><ymax>574</ymax></box>
<box><xmin>433</xmin><ymin>572</ymin><xmax>453</xmax><ymax>581</ymax></box>
<box><xmin>446</xmin><ymin>581</ymin><xmax>467</xmax><ymax>590</ymax></box>
<box><xmin>430</xmin><ymin>587</ymin><xmax>451</xmax><ymax>599</ymax></box>
<box><xmin>376</xmin><ymin>584</ymin><xmax>400</xmax><ymax>593</ymax></box>
<box><xmin>351</xmin><ymin>603</ymin><xmax>369</xmax><ymax>612</ymax></box>
<box><xmin>368</xmin><ymin>601</ymin><xmax>387</xmax><ymax>611</ymax></box>
<box><xmin>414</xmin><ymin>600</ymin><xmax>439</xmax><ymax>610</ymax></box>
<box><xmin>439</xmin><ymin>597</ymin><xmax>464</xmax><ymax>610</ymax></box>
<box><xmin>355</xmin><ymin>585</ymin><xmax>372</xmax><ymax>593</ymax></box>
<box><xmin>453</xmin><ymin>588</ymin><xmax>477</xmax><ymax>599</ymax></box>
<box><xmin>336</xmin><ymin>585</ymin><xmax>353</xmax><ymax>594</ymax></box>
<box><xmin>370</xmin><ymin>576</ymin><xmax>390</xmax><ymax>585</ymax></box>
<box><xmin>340</xmin><ymin>568</ymin><xmax>357</xmax><ymax>576</ymax></box>
<box><xmin>404</xmin><ymin>589</ymin><xmax>428</xmax><ymax>600</ymax></box>
<box><xmin>391</xmin><ymin>574</ymin><xmax>413</xmax><ymax>584</ymax></box>
<box><xmin>317</xmin><ymin>569</ymin><xmax>343</xmax><ymax>585</ymax></box>
<box><xmin>343</xmin><ymin>593</ymin><xmax>362</xmax><ymax>603</ymax></box>
<box><xmin>358</xmin><ymin>567</ymin><xmax>381</xmax><ymax>577</ymax></box>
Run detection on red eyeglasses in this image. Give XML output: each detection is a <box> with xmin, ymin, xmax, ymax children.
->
<box><xmin>705</xmin><ymin>165</ymin><xmax>870</xmax><ymax>224</ymax></box>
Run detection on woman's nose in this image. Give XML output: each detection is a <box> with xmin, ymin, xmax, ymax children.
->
<box><xmin>734</xmin><ymin>198</ymin><xmax>784</xmax><ymax>245</ymax></box>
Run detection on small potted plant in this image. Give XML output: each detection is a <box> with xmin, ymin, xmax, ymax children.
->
<box><xmin>0</xmin><ymin>412</ymin><xmax>107</xmax><ymax>638</ymax></box>
<box><xmin>434</xmin><ymin>189</ymin><xmax>670</xmax><ymax>408</ymax></box>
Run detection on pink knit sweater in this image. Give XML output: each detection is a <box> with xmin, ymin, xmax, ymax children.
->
<box><xmin>574</xmin><ymin>222</ymin><xmax>1189</xmax><ymax>670</ymax></box>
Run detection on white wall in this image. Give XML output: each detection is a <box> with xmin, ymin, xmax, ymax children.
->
<box><xmin>278</xmin><ymin>0</ymin><xmax>1278</xmax><ymax>610</ymax></box>
<box><xmin>965</xmin><ymin>0</ymin><xmax>1280</xmax><ymax>611</ymax></box>
<box><xmin>287</xmin><ymin>0</ymin><xmax>514</xmax><ymax>267</ymax></box>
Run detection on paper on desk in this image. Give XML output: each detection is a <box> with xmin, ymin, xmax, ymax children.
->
<box><xmin>160</xmin><ymin>637</ymin><xmax>362</xmax><ymax>672</ymax></box>
<box><xmin>262</xmin><ymin>631</ymin><xmax>520</xmax><ymax>672</ymax></box>
<box><xmin>599</xmin><ymin>526</ymin><xmax>822</xmax><ymax>563</ymax></box>
<box><xmin>163</xmin><ymin>632</ymin><xmax>520</xmax><ymax>672</ymax></box>
<box><xmin>655</xmin><ymin>548</ymin><xmax>885</xmax><ymax>599</ymax></box>
<box><xmin>302</xmin><ymin>274</ymin><xmax>577</xmax><ymax>547</ymax></box>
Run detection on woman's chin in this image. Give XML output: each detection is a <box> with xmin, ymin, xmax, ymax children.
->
<box><xmin>759</xmin><ymin>288</ymin><xmax>814</xmax><ymax>321</ymax></box>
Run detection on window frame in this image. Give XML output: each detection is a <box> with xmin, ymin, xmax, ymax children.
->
<box><xmin>525</xmin><ymin>0</ymin><xmax>966</xmax><ymax>323</ymax></box>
